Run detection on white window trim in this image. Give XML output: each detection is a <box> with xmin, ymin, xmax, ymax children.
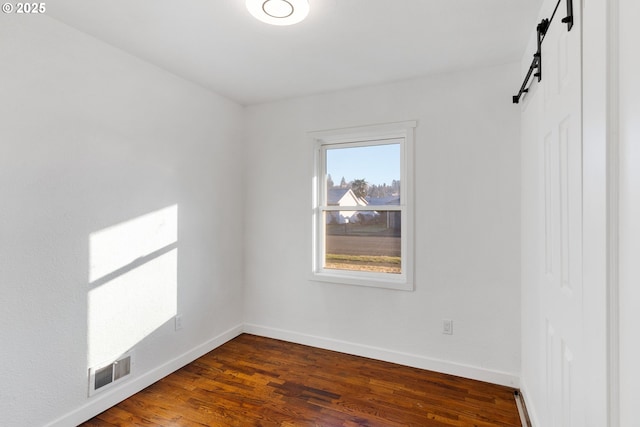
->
<box><xmin>309</xmin><ymin>121</ymin><xmax>416</xmax><ymax>291</ymax></box>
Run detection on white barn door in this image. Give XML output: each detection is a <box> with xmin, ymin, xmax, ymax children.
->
<box><xmin>537</xmin><ymin>2</ymin><xmax>584</xmax><ymax>426</ymax></box>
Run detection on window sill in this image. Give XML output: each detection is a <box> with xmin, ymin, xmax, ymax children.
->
<box><xmin>310</xmin><ymin>271</ymin><xmax>414</xmax><ymax>291</ymax></box>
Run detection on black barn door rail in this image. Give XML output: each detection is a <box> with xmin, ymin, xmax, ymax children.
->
<box><xmin>512</xmin><ymin>0</ymin><xmax>574</xmax><ymax>104</ymax></box>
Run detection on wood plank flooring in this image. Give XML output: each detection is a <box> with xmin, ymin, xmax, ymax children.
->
<box><xmin>80</xmin><ymin>334</ymin><xmax>522</xmax><ymax>426</ymax></box>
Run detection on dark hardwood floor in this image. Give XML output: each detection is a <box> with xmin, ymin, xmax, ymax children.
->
<box><xmin>80</xmin><ymin>334</ymin><xmax>522</xmax><ymax>426</ymax></box>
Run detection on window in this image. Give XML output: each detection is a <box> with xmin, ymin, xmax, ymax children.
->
<box><xmin>310</xmin><ymin>121</ymin><xmax>416</xmax><ymax>290</ymax></box>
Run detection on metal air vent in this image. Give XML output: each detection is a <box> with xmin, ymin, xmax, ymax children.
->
<box><xmin>88</xmin><ymin>352</ymin><xmax>134</xmax><ymax>396</ymax></box>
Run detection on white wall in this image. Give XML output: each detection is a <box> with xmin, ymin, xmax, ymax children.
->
<box><xmin>243</xmin><ymin>64</ymin><xmax>522</xmax><ymax>385</ymax></box>
<box><xmin>618</xmin><ymin>0</ymin><xmax>640</xmax><ymax>424</ymax></box>
<box><xmin>0</xmin><ymin>16</ymin><xmax>244</xmax><ymax>426</ymax></box>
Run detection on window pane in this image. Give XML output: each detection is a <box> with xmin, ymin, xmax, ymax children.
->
<box><xmin>324</xmin><ymin>210</ymin><xmax>401</xmax><ymax>274</ymax></box>
<box><xmin>326</xmin><ymin>143</ymin><xmax>401</xmax><ymax>206</ymax></box>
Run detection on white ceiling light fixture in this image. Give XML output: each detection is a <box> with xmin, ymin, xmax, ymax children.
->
<box><xmin>246</xmin><ymin>0</ymin><xmax>310</xmax><ymax>26</ymax></box>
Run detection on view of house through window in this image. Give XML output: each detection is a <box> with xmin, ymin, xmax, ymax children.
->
<box><xmin>323</xmin><ymin>142</ymin><xmax>402</xmax><ymax>274</ymax></box>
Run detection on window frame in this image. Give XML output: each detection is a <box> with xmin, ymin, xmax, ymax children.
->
<box><xmin>310</xmin><ymin>121</ymin><xmax>416</xmax><ymax>291</ymax></box>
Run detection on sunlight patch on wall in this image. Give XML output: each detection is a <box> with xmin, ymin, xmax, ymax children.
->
<box><xmin>88</xmin><ymin>205</ymin><xmax>178</xmax><ymax>368</ymax></box>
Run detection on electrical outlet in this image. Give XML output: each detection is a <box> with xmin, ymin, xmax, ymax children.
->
<box><xmin>442</xmin><ymin>319</ymin><xmax>453</xmax><ymax>335</ymax></box>
<box><xmin>174</xmin><ymin>314</ymin><xmax>183</xmax><ymax>331</ymax></box>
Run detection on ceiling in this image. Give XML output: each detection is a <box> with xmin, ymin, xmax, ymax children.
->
<box><xmin>47</xmin><ymin>0</ymin><xmax>542</xmax><ymax>106</ymax></box>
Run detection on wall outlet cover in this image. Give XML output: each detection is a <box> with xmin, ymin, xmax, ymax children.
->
<box><xmin>443</xmin><ymin>319</ymin><xmax>453</xmax><ymax>335</ymax></box>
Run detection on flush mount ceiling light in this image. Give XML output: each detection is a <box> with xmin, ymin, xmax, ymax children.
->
<box><xmin>246</xmin><ymin>0</ymin><xmax>310</xmax><ymax>26</ymax></box>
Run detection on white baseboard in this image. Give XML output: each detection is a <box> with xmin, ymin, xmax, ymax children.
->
<box><xmin>243</xmin><ymin>323</ymin><xmax>520</xmax><ymax>388</ymax></box>
<box><xmin>45</xmin><ymin>324</ymin><xmax>243</xmax><ymax>427</ymax></box>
